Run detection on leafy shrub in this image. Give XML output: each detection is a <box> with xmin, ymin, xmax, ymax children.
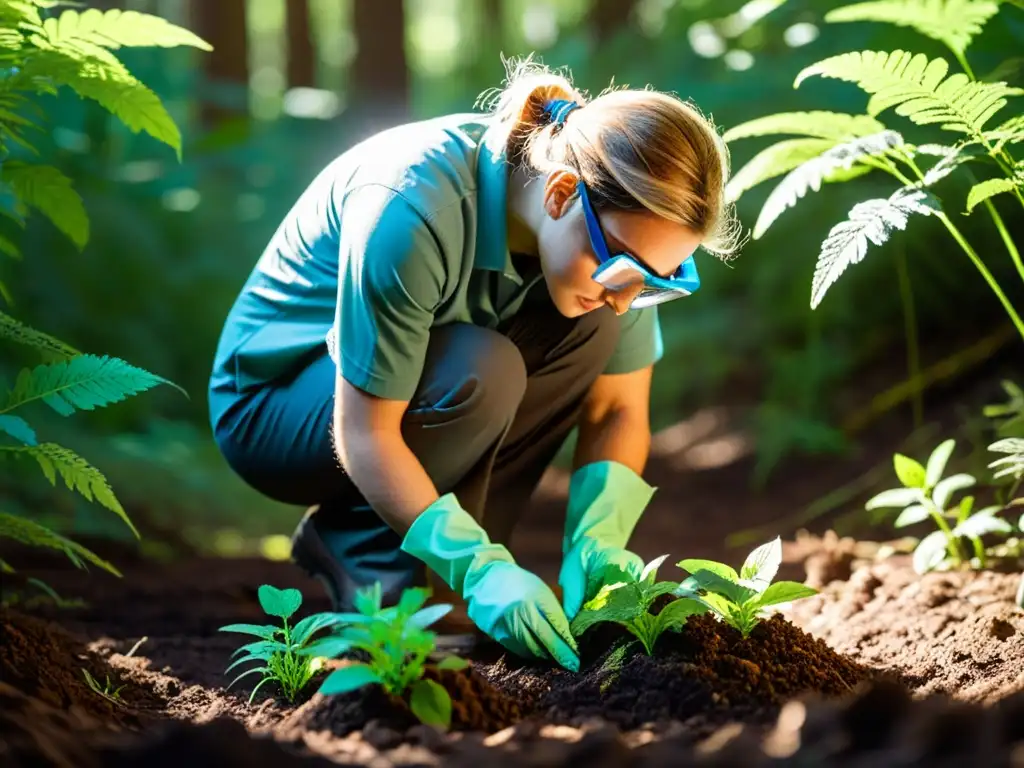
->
<box><xmin>675</xmin><ymin>537</ymin><xmax>818</xmax><ymax>638</ymax></box>
<box><xmin>218</xmin><ymin>584</ymin><xmax>348</xmax><ymax>704</ymax></box>
<box><xmin>568</xmin><ymin>554</ymin><xmax>709</xmax><ymax>655</ymax></box>
<box><xmin>722</xmin><ymin>0</ymin><xmax>1024</xmax><ymax>340</ymax></box>
<box><xmin>0</xmin><ymin>2</ymin><xmax>210</xmax><ymax>574</ymax></box>
<box><xmin>295</xmin><ymin>583</ymin><xmax>469</xmax><ymax>730</ymax></box>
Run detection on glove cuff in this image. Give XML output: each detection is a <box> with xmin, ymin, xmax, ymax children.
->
<box><xmin>562</xmin><ymin>460</ymin><xmax>656</xmax><ymax>554</ymax></box>
<box><xmin>400</xmin><ymin>493</ymin><xmax>515</xmax><ymax>594</ymax></box>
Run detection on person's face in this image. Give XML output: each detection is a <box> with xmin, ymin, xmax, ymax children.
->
<box><xmin>535</xmin><ymin>171</ymin><xmax>703</xmax><ymax>318</ymax></box>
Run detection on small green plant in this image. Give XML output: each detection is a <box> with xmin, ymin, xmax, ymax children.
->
<box><xmin>866</xmin><ymin>438</ymin><xmax>1017</xmax><ymax>572</ymax></box>
<box><xmin>295</xmin><ymin>583</ymin><xmax>470</xmax><ymax>730</ymax></box>
<box><xmin>219</xmin><ymin>585</ymin><xmax>349</xmax><ymax>704</ymax></box>
<box><xmin>80</xmin><ymin>634</ymin><xmax>146</xmax><ymax>706</ymax></box>
<box><xmin>568</xmin><ymin>555</ymin><xmax>709</xmax><ymax>655</ymax></box>
<box><xmin>674</xmin><ymin>537</ymin><xmax>819</xmax><ymax>638</ymax></box>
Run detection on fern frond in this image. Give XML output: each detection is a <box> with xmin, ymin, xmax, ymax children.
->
<box><xmin>0</xmin><ymin>178</ymin><xmax>28</xmax><ymax>226</ymax></box>
<box><xmin>988</xmin><ymin>438</ymin><xmax>1024</xmax><ymax>481</ymax></box>
<box><xmin>2</xmin><ymin>161</ymin><xmax>88</xmax><ymax>249</ymax></box>
<box><xmin>2</xmin><ymin>442</ymin><xmax>137</xmax><ymax>537</ymax></box>
<box><xmin>40</xmin><ymin>8</ymin><xmax>212</xmax><ymax>52</ymax></box>
<box><xmin>915</xmin><ymin>142</ymin><xmax>987</xmax><ymax>185</ymax></box>
<box><xmin>795</xmin><ymin>50</ymin><xmax>1023</xmax><ymax>136</ymax></box>
<box><xmin>0</xmin><ymin>1</ymin><xmax>43</xmax><ymax>29</ymax></box>
<box><xmin>0</xmin><ymin>510</ymin><xmax>120</xmax><ymax>576</ymax></box>
<box><xmin>726</xmin><ymin>138</ymin><xmax>837</xmax><ymax>202</ymax></box>
<box><xmin>0</xmin><ymin>310</ymin><xmax>79</xmax><ymax>358</ymax></box>
<box><xmin>985</xmin><ymin>114</ymin><xmax>1024</xmax><ymax>153</ymax></box>
<box><xmin>0</xmin><ymin>414</ymin><xmax>36</xmax><ymax>445</ymax></box>
<box><xmin>753</xmin><ymin>130</ymin><xmax>905</xmax><ymax>238</ymax></box>
<box><xmin>3</xmin><ymin>353</ymin><xmax>181</xmax><ymax>416</ymax></box>
<box><xmin>965</xmin><ymin>175</ymin><xmax>1024</xmax><ymax>213</ymax></box>
<box><xmin>824</xmin><ymin>0</ymin><xmax>999</xmax><ymax>56</ymax></box>
<box><xmin>811</xmin><ymin>186</ymin><xmax>941</xmax><ymax>308</ymax></box>
<box><xmin>722</xmin><ymin>111</ymin><xmax>886</xmax><ymax>142</ymax></box>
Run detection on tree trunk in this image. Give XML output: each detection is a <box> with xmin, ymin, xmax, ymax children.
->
<box><xmin>286</xmin><ymin>0</ymin><xmax>316</xmax><ymax>88</ymax></box>
<box><xmin>191</xmin><ymin>0</ymin><xmax>249</xmax><ymax>127</ymax></box>
<box><xmin>590</xmin><ymin>0</ymin><xmax>637</xmax><ymax>44</ymax></box>
<box><xmin>349</xmin><ymin>0</ymin><xmax>410</xmax><ymax>137</ymax></box>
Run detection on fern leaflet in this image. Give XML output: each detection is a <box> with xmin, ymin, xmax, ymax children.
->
<box><xmin>824</xmin><ymin>0</ymin><xmax>999</xmax><ymax>56</ymax></box>
<box><xmin>795</xmin><ymin>50</ymin><xmax>1023</xmax><ymax>136</ymax></box>
<box><xmin>722</xmin><ymin>111</ymin><xmax>886</xmax><ymax>142</ymax></box>
<box><xmin>2</xmin><ymin>161</ymin><xmax>88</xmax><ymax>249</ymax></box>
<box><xmin>965</xmin><ymin>175</ymin><xmax>1024</xmax><ymax>213</ymax></box>
<box><xmin>988</xmin><ymin>438</ymin><xmax>1024</xmax><ymax>481</ymax></box>
<box><xmin>811</xmin><ymin>186</ymin><xmax>941</xmax><ymax>308</ymax></box>
<box><xmin>41</xmin><ymin>8</ymin><xmax>212</xmax><ymax>52</ymax></box>
<box><xmin>3</xmin><ymin>353</ymin><xmax>181</xmax><ymax>416</ymax></box>
<box><xmin>0</xmin><ymin>310</ymin><xmax>80</xmax><ymax>358</ymax></box>
<box><xmin>0</xmin><ymin>414</ymin><xmax>36</xmax><ymax>445</ymax></box>
<box><xmin>985</xmin><ymin>114</ymin><xmax>1024</xmax><ymax>153</ymax></box>
<box><xmin>0</xmin><ymin>510</ymin><xmax>121</xmax><ymax>576</ymax></box>
<box><xmin>754</xmin><ymin>130</ymin><xmax>905</xmax><ymax>238</ymax></box>
<box><xmin>726</xmin><ymin>138</ymin><xmax>837</xmax><ymax>202</ymax></box>
<box><xmin>915</xmin><ymin>142</ymin><xmax>987</xmax><ymax>186</ymax></box>
<box><xmin>2</xmin><ymin>442</ymin><xmax>137</xmax><ymax>537</ymax></box>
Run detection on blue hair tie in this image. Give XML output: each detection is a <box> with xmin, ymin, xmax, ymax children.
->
<box><xmin>545</xmin><ymin>98</ymin><xmax>582</xmax><ymax>126</ymax></box>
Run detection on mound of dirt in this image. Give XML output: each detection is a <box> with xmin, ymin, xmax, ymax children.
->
<box><xmin>785</xmin><ymin>557</ymin><xmax>1024</xmax><ymax>703</ymax></box>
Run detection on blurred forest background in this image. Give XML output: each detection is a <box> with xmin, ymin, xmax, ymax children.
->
<box><xmin>2</xmin><ymin>0</ymin><xmax>1022</xmax><ymax>563</ymax></box>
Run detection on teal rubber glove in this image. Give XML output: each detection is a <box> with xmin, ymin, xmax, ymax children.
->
<box><xmin>558</xmin><ymin>460</ymin><xmax>657</xmax><ymax>621</ymax></box>
<box><xmin>400</xmin><ymin>493</ymin><xmax>580</xmax><ymax>671</ymax></box>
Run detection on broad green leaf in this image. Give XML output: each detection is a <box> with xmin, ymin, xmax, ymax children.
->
<box><xmin>739</xmin><ymin>537</ymin><xmax>782</xmax><ymax>592</ymax></box>
<box><xmin>396</xmin><ymin>586</ymin><xmax>429</xmax><ymax>615</ymax></box>
<box><xmin>645</xmin><ymin>580</ymin><xmax>683</xmax><ymax>602</ymax></box>
<box><xmin>932</xmin><ymin>473</ymin><xmax>976</xmax><ymax>509</ymax></box>
<box><xmin>0</xmin><ymin>311</ymin><xmax>79</xmax><ymax>358</ymax></box>
<box><xmin>640</xmin><ymin>554</ymin><xmax>669</xmax><ymax>584</ymax></box>
<box><xmin>409</xmin><ymin>678</ymin><xmax>452</xmax><ymax>729</ymax></box>
<box><xmin>725</xmin><ymin>138</ymin><xmax>837</xmax><ymax>202</ymax></box>
<box><xmin>2</xmin><ymin>162</ymin><xmax>88</xmax><ymax>249</ymax></box>
<box><xmin>894</xmin><ymin>451</ymin><xmax>928</xmax><ymax>488</ymax></box>
<box><xmin>435</xmin><ymin>655</ymin><xmax>469</xmax><ymax>671</ymax></box>
<box><xmin>408</xmin><ymin>603</ymin><xmax>452</xmax><ymax>630</ymax></box>
<box><xmin>217</xmin><ymin>623</ymin><xmax>279</xmax><ymax>640</ymax></box>
<box><xmin>823</xmin><ymin>0</ymin><xmax>999</xmax><ymax>56</ymax></box>
<box><xmin>3</xmin><ymin>354</ymin><xmax>181</xmax><ymax>415</ymax></box>
<box><xmin>810</xmin><ymin>186</ymin><xmax>940</xmax><ymax>309</ymax></box>
<box><xmin>795</xmin><ymin>50</ymin><xmax>1022</xmax><ymax>136</ymax></box>
<box><xmin>754</xmin><ymin>131</ymin><xmax>906</xmax><ymax>239</ymax></box>
<box><xmin>676</xmin><ymin>558</ymin><xmax>739</xmax><ymax>582</ymax></box>
<box><xmin>894</xmin><ymin>504</ymin><xmax>931</xmax><ymax>527</ymax></box>
<box><xmin>318</xmin><ymin>663</ymin><xmax>382</xmax><ymax>696</ymax></box>
<box><xmin>298</xmin><ymin>635</ymin><xmax>352</xmax><ymax>659</ymax></box>
<box><xmin>865</xmin><ymin>486</ymin><xmax>924</xmax><ymax>509</ymax></box>
<box><xmin>953</xmin><ymin>510</ymin><xmax>1013</xmax><ymax>538</ymax></box>
<box><xmin>756</xmin><ymin>580</ymin><xmax>818</xmax><ymax>608</ymax></box>
<box><xmin>354</xmin><ymin>582</ymin><xmax>382</xmax><ymax>615</ymax></box>
<box><xmin>722</xmin><ymin>111</ymin><xmax>886</xmax><ymax>142</ymax></box>
<box><xmin>689</xmin><ymin>569</ymin><xmax>757</xmax><ymax>605</ymax></box>
<box><xmin>570</xmin><ymin>581</ymin><xmax>643</xmax><ymax>636</ymax></box>
<box><xmin>653</xmin><ymin>597</ymin><xmax>708</xmax><ymax>632</ymax></box>
<box><xmin>258</xmin><ymin>584</ymin><xmax>302</xmax><ymax>619</ymax></box>
<box><xmin>0</xmin><ymin>510</ymin><xmax>119</xmax><ymax>576</ymax></box>
<box><xmin>965</xmin><ymin>177</ymin><xmax>1022</xmax><ymax>214</ymax></box>
<box><xmin>913</xmin><ymin>530</ymin><xmax>950</xmax><ymax>573</ymax></box>
<box><xmin>15</xmin><ymin>442</ymin><xmax>136</xmax><ymax>537</ymax></box>
<box><xmin>0</xmin><ymin>414</ymin><xmax>36</xmax><ymax>445</ymax></box>
<box><xmin>291</xmin><ymin>612</ymin><xmax>351</xmax><ymax>645</ymax></box>
<box><xmin>229</xmin><ymin>639</ymin><xmax>289</xmax><ymax>659</ymax></box>
<box><xmin>925</xmin><ymin>439</ymin><xmax>956</xmax><ymax>487</ymax></box>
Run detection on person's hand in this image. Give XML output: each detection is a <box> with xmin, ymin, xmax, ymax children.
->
<box><xmin>401</xmin><ymin>493</ymin><xmax>579</xmax><ymax>671</ymax></box>
<box><xmin>557</xmin><ymin>461</ymin><xmax>657</xmax><ymax>620</ymax></box>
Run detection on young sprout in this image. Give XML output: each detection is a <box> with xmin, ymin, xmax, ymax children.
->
<box><xmin>296</xmin><ymin>583</ymin><xmax>469</xmax><ymax>730</ymax></box>
<box><xmin>675</xmin><ymin>537</ymin><xmax>818</xmax><ymax>639</ymax></box>
<box><xmin>219</xmin><ymin>584</ymin><xmax>349</xmax><ymax>703</ymax></box>
<box><xmin>569</xmin><ymin>555</ymin><xmax>708</xmax><ymax>655</ymax></box>
<box><xmin>866</xmin><ymin>439</ymin><xmax>1015</xmax><ymax>573</ymax></box>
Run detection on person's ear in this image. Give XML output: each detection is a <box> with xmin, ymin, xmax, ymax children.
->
<box><xmin>542</xmin><ymin>170</ymin><xmax>579</xmax><ymax>220</ymax></box>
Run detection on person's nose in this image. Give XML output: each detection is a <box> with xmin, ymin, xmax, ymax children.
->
<box><xmin>604</xmin><ymin>283</ymin><xmax>644</xmax><ymax>315</ymax></box>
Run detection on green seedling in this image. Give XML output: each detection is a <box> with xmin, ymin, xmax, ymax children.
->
<box><xmin>219</xmin><ymin>584</ymin><xmax>349</xmax><ymax>703</ymax></box>
<box><xmin>569</xmin><ymin>555</ymin><xmax>709</xmax><ymax>655</ymax></box>
<box><xmin>675</xmin><ymin>537</ymin><xmax>818</xmax><ymax>639</ymax></box>
<box><xmin>296</xmin><ymin>583</ymin><xmax>469</xmax><ymax>731</ymax></box>
<box><xmin>82</xmin><ymin>668</ymin><xmax>126</xmax><ymax>704</ymax></box>
<box><xmin>866</xmin><ymin>439</ymin><xmax>1016</xmax><ymax>573</ymax></box>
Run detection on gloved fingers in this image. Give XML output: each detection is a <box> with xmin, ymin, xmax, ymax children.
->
<box><xmin>528</xmin><ymin>603</ymin><xmax>580</xmax><ymax>672</ymax></box>
<box><xmin>557</xmin><ymin>555</ymin><xmax>587</xmax><ymax>621</ymax></box>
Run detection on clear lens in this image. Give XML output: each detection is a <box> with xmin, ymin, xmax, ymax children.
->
<box><xmin>592</xmin><ymin>258</ymin><xmax>649</xmax><ymax>292</ymax></box>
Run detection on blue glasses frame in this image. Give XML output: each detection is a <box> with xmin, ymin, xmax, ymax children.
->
<box><xmin>577</xmin><ymin>181</ymin><xmax>700</xmax><ymax>307</ymax></box>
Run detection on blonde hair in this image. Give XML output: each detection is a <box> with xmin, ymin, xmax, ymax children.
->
<box><xmin>476</xmin><ymin>56</ymin><xmax>744</xmax><ymax>261</ymax></box>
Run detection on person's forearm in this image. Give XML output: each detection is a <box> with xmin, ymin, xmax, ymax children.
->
<box><xmin>572</xmin><ymin>408</ymin><xmax>650</xmax><ymax>476</ymax></box>
<box><xmin>335</xmin><ymin>429</ymin><xmax>441</xmax><ymax>535</ymax></box>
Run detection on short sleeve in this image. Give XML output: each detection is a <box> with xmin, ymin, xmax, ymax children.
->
<box><xmin>603</xmin><ymin>305</ymin><xmax>664</xmax><ymax>375</ymax></box>
<box><xmin>329</xmin><ymin>184</ymin><xmax>446</xmax><ymax>401</ymax></box>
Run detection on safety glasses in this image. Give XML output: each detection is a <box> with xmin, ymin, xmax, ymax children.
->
<box><xmin>579</xmin><ymin>181</ymin><xmax>700</xmax><ymax>309</ymax></box>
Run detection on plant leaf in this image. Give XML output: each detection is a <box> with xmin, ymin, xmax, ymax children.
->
<box><xmin>810</xmin><ymin>186</ymin><xmax>940</xmax><ymax>309</ymax></box>
<box><xmin>409</xmin><ymin>678</ymin><xmax>452</xmax><ymax>729</ymax></box>
<box><xmin>689</xmin><ymin>569</ymin><xmax>758</xmax><ymax>605</ymax></box>
<box><xmin>640</xmin><ymin>554</ymin><xmax>669</xmax><ymax>584</ymax></box>
<box><xmin>0</xmin><ymin>414</ymin><xmax>36</xmax><ymax>445</ymax></box>
<box><xmin>395</xmin><ymin>586</ymin><xmax>430</xmax><ymax>615</ymax></box>
<box><xmin>318</xmin><ymin>663</ymin><xmax>382</xmax><ymax>696</ymax></box>
<box><xmin>965</xmin><ymin>177</ymin><xmax>1023</xmax><ymax>214</ymax></box>
<box><xmin>866</xmin><ymin>486</ymin><xmax>925</xmax><ymax>509</ymax></box>
<box><xmin>953</xmin><ymin>510</ymin><xmax>1013</xmax><ymax>539</ymax></box>
<box><xmin>435</xmin><ymin>655</ymin><xmax>469</xmax><ymax>671</ymax></box>
<box><xmin>913</xmin><ymin>529</ymin><xmax>950</xmax><ymax>573</ymax></box>
<box><xmin>354</xmin><ymin>582</ymin><xmax>381</xmax><ymax>615</ymax></box>
<box><xmin>217</xmin><ymin>623</ymin><xmax>279</xmax><ymax>640</ymax></box>
<box><xmin>408</xmin><ymin>603</ymin><xmax>452</xmax><ymax>630</ymax></box>
<box><xmin>258</xmin><ymin>585</ymin><xmax>302</xmax><ymax>619</ymax></box>
<box><xmin>40</xmin><ymin>8</ymin><xmax>213</xmax><ymax>51</ymax></box>
<box><xmin>2</xmin><ymin>161</ymin><xmax>88</xmax><ymax>249</ymax></box>
<box><xmin>756</xmin><ymin>580</ymin><xmax>818</xmax><ymax>608</ymax></box>
<box><xmin>290</xmin><ymin>612</ymin><xmax>352</xmax><ymax>645</ymax></box>
<box><xmin>754</xmin><ymin>130</ymin><xmax>906</xmax><ymax>239</ymax></box>
<box><xmin>823</xmin><ymin>0</ymin><xmax>1000</xmax><ymax>57</ymax></box>
<box><xmin>676</xmin><ymin>558</ymin><xmax>740</xmax><ymax>582</ymax></box>
<box><xmin>739</xmin><ymin>537</ymin><xmax>782</xmax><ymax>592</ymax></box>
<box><xmin>795</xmin><ymin>49</ymin><xmax>1022</xmax><ymax>135</ymax></box>
<box><xmin>894</xmin><ymin>452</ymin><xmax>928</xmax><ymax>488</ymax></box>
<box><xmin>932</xmin><ymin>473</ymin><xmax>976</xmax><ymax>509</ymax></box>
<box><xmin>894</xmin><ymin>504</ymin><xmax>931</xmax><ymax>527</ymax></box>
<box><xmin>653</xmin><ymin>597</ymin><xmax>708</xmax><ymax>632</ymax></box>
<box><xmin>726</xmin><ymin>138</ymin><xmax>838</xmax><ymax>202</ymax></box>
<box><xmin>988</xmin><ymin>438</ymin><xmax>1024</xmax><ymax>480</ymax></box>
<box><xmin>0</xmin><ymin>311</ymin><xmax>79</xmax><ymax>358</ymax></box>
<box><xmin>0</xmin><ymin>510</ymin><xmax>119</xmax><ymax>576</ymax></box>
<box><xmin>298</xmin><ymin>635</ymin><xmax>352</xmax><ymax>658</ymax></box>
<box><xmin>924</xmin><ymin>439</ymin><xmax>956</xmax><ymax>487</ymax></box>
<box><xmin>570</xmin><ymin>581</ymin><xmax>643</xmax><ymax>636</ymax></box>
<box><xmin>722</xmin><ymin>111</ymin><xmax>887</xmax><ymax>142</ymax></box>
<box><xmin>985</xmin><ymin>114</ymin><xmax>1024</xmax><ymax>153</ymax></box>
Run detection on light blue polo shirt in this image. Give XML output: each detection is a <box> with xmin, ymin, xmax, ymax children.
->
<box><xmin>209</xmin><ymin>112</ymin><xmax>664</xmax><ymax>412</ymax></box>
